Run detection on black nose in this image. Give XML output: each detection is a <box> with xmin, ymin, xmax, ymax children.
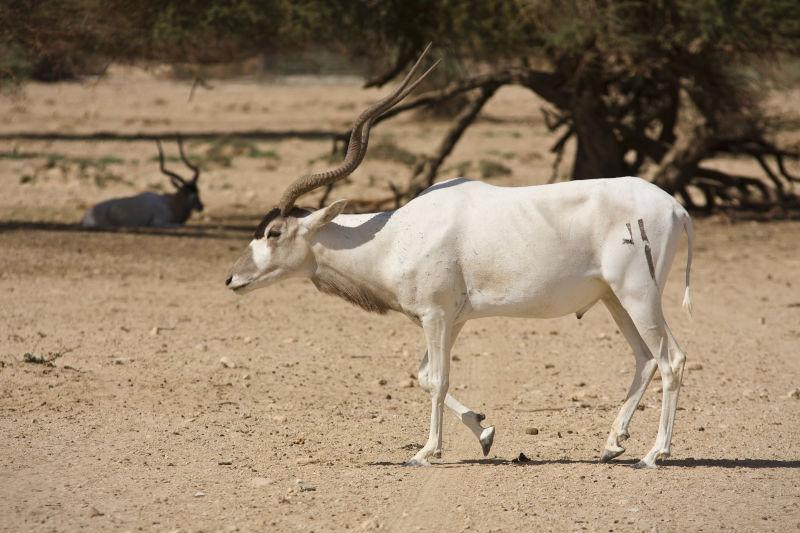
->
<box><xmin>225</xmin><ymin>275</ymin><xmax>232</xmax><ymax>286</ymax></box>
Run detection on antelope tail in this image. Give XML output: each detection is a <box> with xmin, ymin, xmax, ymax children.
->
<box><xmin>682</xmin><ymin>214</ymin><xmax>694</xmax><ymax>318</ymax></box>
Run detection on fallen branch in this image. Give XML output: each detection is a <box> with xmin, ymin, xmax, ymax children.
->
<box><xmin>0</xmin><ymin>129</ymin><xmax>339</xmax><ymax>142</ymax></box>
<box><xmin>693</xmin><ymin>167</ymin><xmax>774</xmax><ymax>208</ymax></box>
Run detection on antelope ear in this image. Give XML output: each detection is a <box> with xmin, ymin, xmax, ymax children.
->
<box><xmin>299</xmin><ymin>199</ymin><xmax>348</xmax><ymax>234</ymax></box>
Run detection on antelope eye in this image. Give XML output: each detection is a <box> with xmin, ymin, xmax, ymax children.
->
<box><xmin>267</xmin><ymin>229</ymin><xmax>282</xmax><ymax>239</ymax></box>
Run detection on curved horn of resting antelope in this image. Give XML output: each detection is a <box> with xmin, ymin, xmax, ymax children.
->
<box><xmin>157</xmin><ymin>138</ymin><xmax>187</xmax><ymax>189</ymax></box>
<box><xmin>81</xmin><ymin>137</ymin><xmax>204</xmax><ymax>228</ymax></box>
<box><xmin>177</xmin><ymin>136</ymin><xmax>200</xmax><ymax>183</ymax></box>
<box><xmin>226</xmin><ymin>44</ymin><xmax>694</xmax><ymax>469</ymax></box>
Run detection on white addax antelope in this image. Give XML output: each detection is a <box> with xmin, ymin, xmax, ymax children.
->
<box><xmin>226</xmin><ymin>46</ymin><xmax>693</xmax><ymax>468</ymax></box>
<box><xmin>82</xmin><ymin>138</ymin><xmax>204</xmax><ymax>228</ymax></box>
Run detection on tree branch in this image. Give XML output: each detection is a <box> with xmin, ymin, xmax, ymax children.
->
<box><xmin>341</xmin><ymin>85</ymin><xmax>500</xmax><ymax>213</ymax></box>
<box><xmin>649</xmin><ymin>122</ymin><xmax>712</xmax><ymax>192</ymax></box>
<box><xmin>374</xmin><ymin>68</ymin><xmax>564</xmax><ymax>126</ymax></box>
<box><xmin>548</xmin><ymin>126</ymin><xmax>574</xmax><ymax>183</ymax></box>
<box><xmin>332</xmin><ymin>67</ymin><xmax>566</xmax><ymax>158</ymax></box>
<box><xmin>406</xmin><ymin>84</ymin><xmax>500</xmax><ymax>195</ymax></box>
<box><xmin>363</xmin><ymin>47</ymin><xmax>415</xmax><ymax>89</ymax></box>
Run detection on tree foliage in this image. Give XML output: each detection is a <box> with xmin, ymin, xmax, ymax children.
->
<box><xmin>328</xmin><ymin>0</ymin><xmax>800</xmax><ymax>214</ymax></box>
<box><xmin>3</xmin><ymin>0</ymin><xmax>800</xmax><ymax>215</ymax></box>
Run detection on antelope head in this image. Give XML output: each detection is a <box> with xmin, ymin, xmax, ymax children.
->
<box><xmin>226</xmin><ymin>44</ymin><xmax>439</xmax><ymax>294</ymax></box>
<box><xmin>157</xmin><ymin>137</ymin><xmax>204</xmax><ymax>215</ymax></box>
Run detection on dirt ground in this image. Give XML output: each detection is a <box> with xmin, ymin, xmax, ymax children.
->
<box><xmin>1</xmin><ymin>69</ymin><xmax>800</xmax><ymax>532</ymax></box>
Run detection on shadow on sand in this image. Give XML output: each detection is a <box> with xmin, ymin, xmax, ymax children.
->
<box><xmin>0</xmin><ymin>220</ymin><xmax>252</xmax><ymax>240</ymax></box>
<box><xmin>369</xmin><ymin>457</ymin><xmax>800</xmax><ymax>469</ymax></box>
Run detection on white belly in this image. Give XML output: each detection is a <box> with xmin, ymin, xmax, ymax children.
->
<box><xmin>464</xmin><ymin>274</ymin><xmax>607</xmax><ymax>319</ymax></box>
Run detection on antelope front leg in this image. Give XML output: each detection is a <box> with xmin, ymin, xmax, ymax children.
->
<box><xmin>407</xmin><ymin>312</ymin><xmax>452</xmax><ymax>467</ymax></box>
<box><xmin>418</xmin><ymin>351</ymin><xmax>495</xmax><ymax>457</ymax></box>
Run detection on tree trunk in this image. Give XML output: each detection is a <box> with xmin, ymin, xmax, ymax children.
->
<box><xmin>649</xmin><ymin>123</ymin><xmax>711</xmax><ymax>193</ymax></box>
<box><xmin>570</xmin><ymin>89</ymin><xmax>628</xmax><ymax>180</ymax></box>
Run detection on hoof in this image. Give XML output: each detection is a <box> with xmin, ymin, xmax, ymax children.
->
<box><xmin>600</xmin><ymin>446</ymin><xmax>625</xmax><ymax>463</ymax></box>
<box><xmin>632</xmin><ymin>459</ymin><xmax>657</xmax><ymax>469</ymax></box>
<box><xmin>404</xmin><ymin>457</ymin><xmax>431</xmax><ymax>467</ymax></box>
<box><xmin>480</xmin><ymin>426</ymin><xmax>496</xmax><ymax>457</ymax></box>
<box><xmin>433</xmin><ymin>449</ymin><xmax>442</xmax><ymax>459</ymax></box>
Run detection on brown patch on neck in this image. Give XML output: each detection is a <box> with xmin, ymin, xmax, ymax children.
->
<box><xmin>311</xmin><ymin>270</ymin><xmax>393</xmax><ymax>315</ymax></box>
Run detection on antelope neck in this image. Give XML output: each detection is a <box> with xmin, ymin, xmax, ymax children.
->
<box><xmin>309</xmin><ymin>217</ymin><xmax>399</xmax><ymax>315</ymax></box>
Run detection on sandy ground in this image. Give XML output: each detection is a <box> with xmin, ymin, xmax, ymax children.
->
<box><xmin>1</xmin><ymin>69</ymin><xmax>800</xmax><ymax>532</ymax></box>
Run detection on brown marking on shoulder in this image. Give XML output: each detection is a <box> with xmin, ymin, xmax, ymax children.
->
<box><xmin>622</xmin><ymin>222</ymin><xmax>634</xmax><ymax>245</ymax></box>
<box><xmin>637</xmin><ymin>218</ymin><xmax>649</xmax><ymax>243</ymax></box>
<box><xmin>637</xmin><ymin>218</ymin><xmax>656</xmax><ymax>280</ymax></box>
<box><xmin>312</xmin><ymin>270</ymin><xmax>393</xmax><ymax>315</ymax></box>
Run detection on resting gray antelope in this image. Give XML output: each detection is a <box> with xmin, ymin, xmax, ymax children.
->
<box><xmin>226</xmin><ymin>46</ymin><xmax>694</xmax><ymax>469</ymax></box>
<box><xmin>82</xmin><ymin>138</ymin><xmax>203</xmax><ymax>228</ymax></box>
